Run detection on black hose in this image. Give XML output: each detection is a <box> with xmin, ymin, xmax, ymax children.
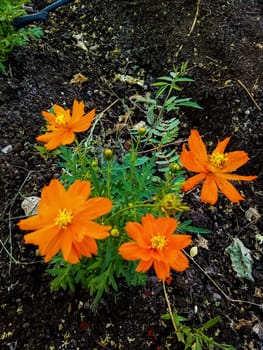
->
<box><xmin>12</xmin><ymin>0</ymin><xmax>74</xmax><ymax>30</ymax></box>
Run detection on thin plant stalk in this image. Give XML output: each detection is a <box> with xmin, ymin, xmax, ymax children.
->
<box><xmin>162</xmin><ymin>280</ymin><xmax>178</xmax><ymax>332</ymax></box>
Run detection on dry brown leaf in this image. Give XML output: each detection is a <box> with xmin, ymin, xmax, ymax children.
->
<box><xmin>70</xmin><ymin>73</ymin><xmax>89</xmax><ymax>86</ymax></box>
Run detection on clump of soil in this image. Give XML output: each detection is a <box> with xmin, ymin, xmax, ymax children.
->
<box><xmin>0</xmin><ymin>1</ymin><xmax>262</xmax><ymax>349</ymax></box>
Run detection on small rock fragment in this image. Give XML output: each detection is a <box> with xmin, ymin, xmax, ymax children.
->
<box><xmin>1</xmin><ymin>144</ymin><xmax>12</xmax><ymax>154</ymax></box>
<box><xmin>21</xmin><ymin>196</ymin><xmax>40</xmax><ymax>216</ymax></box>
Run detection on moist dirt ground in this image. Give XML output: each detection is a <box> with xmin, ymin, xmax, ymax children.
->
<box><xmin>0</xmin><ymin>0</ymin><xmax>262</xmax><ymax>349</ymax></box>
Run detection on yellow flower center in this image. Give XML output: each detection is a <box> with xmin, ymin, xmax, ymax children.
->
<box><xmin>209</xmin><ymin>151</ymin><xmax>228</xmax><ymax>169</ymax></box>
<box><xmin>54</xmin><ymin>208</ymin><xmax>73</xmax><ymax>229</ymax></box>
<box><xmin>151</xmin><ymin>234</ymin><xmax>167</xmax><ymax>250</ymax></box>
<box><xmin>55</xmin><ymin>112</ymin><xmax>67</xmax><ymax>125</ymax></box>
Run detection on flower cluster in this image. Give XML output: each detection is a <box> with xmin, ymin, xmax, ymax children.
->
<box><xmin>17</xmin><ymin>99</ymin><xmax>257</xmax><ymax>299</ymax></box>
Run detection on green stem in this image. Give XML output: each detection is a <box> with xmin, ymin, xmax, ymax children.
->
<box><xmin>106</xmin><ymin>160</ymin><xmax>111</xmax><ymax>198</ymax></box>
<box><xmin>74</xmin><ymin>138</ymin><xmax>85</xmax><ymax>170</ymax></box>
<box><xmin>158</xmin><ymin>83</ymin><xmax>173</xmax><ymax>120</ymax></box>
<box><xmin>162</xmin><ymin>280</ymin><xmax>178</xmax><ymax>332</ymax></box>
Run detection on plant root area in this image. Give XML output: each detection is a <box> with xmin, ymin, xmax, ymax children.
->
<box><xmin>0</xmin><ymin>1</ymin><xmax>262</xmax><ymax>349</ymax></box>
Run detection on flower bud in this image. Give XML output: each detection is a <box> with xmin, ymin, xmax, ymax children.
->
<box><xmin>110</xmin><ymin>228</ymin><xmax>120</xmax><ymax>237</ymax></box>
<box><xmin>103</xmin><ymin>149</ymin><xmax>113</xmax><ymax>160</ymax></box>
<box><xmin>169</xmin><ymin>163</ymin><xmax>181</xmax><ymax>173</ymax></box>
<box><xmin>138</xmin><ymin>127</ymin><xmax>147</xmax><ymax>136</ymax></box>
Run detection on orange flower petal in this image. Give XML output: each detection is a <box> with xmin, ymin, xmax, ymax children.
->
<box><xmin>155</xmin><ymin>217</ymin><xmax>178</xmax><ymax>236</ymax></box>
<box><xmin>136</xmin><ymin>259</ymin><xmax>153</xmax><ymax>273</ymax></box>
<box><xmin>36</xmin><ymin>131</ymin><xmax>54</xmax><ymax>143</ymax></box>
<box><xmin>71</xmin><ymin>99</ymin><xmax>85</xmax><ymax>123</ymax></box>
<box><xmin>24</xmin><ymin>225</ymin><xmax>60</xmax><ymax>255</ymax></box>
<box><xmin>42</xmin><ymin>110</ymin><xmax>56</xmax><ymax>124</ymax></box>
<box><xmin>61</xmin><ymin>130</ymin><xmax>74</xmax><ymax>143</ymax></box>
<box><xmin>80</xmin><ymin>221</ymin><xmax>111</xmax><ymax>239</ymax></box>
<box><xmin>180</xmin><ymin>146</ymin><xmax>206</xmax><ymax>172</ymax></box>
<box><xmin>79</xmin><ymin>236</ymin><xmax>98</xmax><ymax>257</ymax></box>
<box><xmin>53</xmin><ymin>104</ymin><xmax>68</xmax><ymax>117</ymax></box>
<box><xmin>214</xmin><ymin>137</ymin><xmax>231</xmax><ymax>154</ymax></box>
<box><xmin>18</xmin><ymin>215</ymin><xmax>45</xmax><ymax>231</ymax></box>
<box><xmin>67</xmin><ymin>180</ymin><xmax>91</xmax><ymax>202</ymax></box>
<box><xmin>44</xmin><ymin>179</ymin><xmax>67</xmax><ymax>210</ymax></box>
<box><xmin>218</xmin><ymin>173</ymin><xmax>257</xmax><ymax>182</ymax></box>
<box><xmin>126</xmin><ymin>221</ymin><xmax>150</xmax><ymax>247</ymax></box>
<box><xmin>170</xmin><ymin>251</ymin><xmax>190</xmax><ymax>271</ymax></box>
<box><xmin>222</xmin><ymin>151</ymin><xmax>249</xmax><ymax>172</ymax></box>
<box><xmin>59</xmin><ymin>228</ymin><xmax>74</xmax><ymax>262</ymax></box>
<box><xmin>182</xmin><ymin>172</ymin><xmax>207</xmax><ymax>192</ymax></box>
<box><xmin>19</xmin><ymin>180</ymin><xmax>65</xmax><ymax>226</ymax></box>
<box><xmin>125</xmin><ymin>221</ymin><xmax>146</xmax><ymax>243</ymax></box>
<box><xmin>62</xmin><ymin>244</ymin><xmax>81</xmax><ymax>264</ymax></box>
<box><xmin>36</xmin><ymin>130</ymin><xmax>68</xmax><ymax>150</ymax></box>
<box><xmin>44</xmin><ymin>230</ymin><xmax>68</xmax><ymax>262</ymax></box>
<box><xmin>80</xmin><ymin>197</ymin><xmax>112</xmax><ymax>220</ymax></box>
<box><xmin>72</xmin><ymin>109</ymin><xmax>95</xmax><ymax>132</ymax></box>
<box><xmin>119</xmin><ymin>242</ymin><xmax>152</xmax><ymax>261</ymax></box>
<box><xmin>188</xmin><ymin>129</ymin><xmax>208</xmax><ymax>164</ymax></box>
<box><xmin>168</xmin><ymin>235</ymin><xmax>192</xmax><ymax>250</ymax></box>
<box><xmin>153</xmin><ymin>260</ymin><xmax>170</xmax><ymax>280</ymax></box>
<box><xmin>201</xmin><ymin>174</ymin><xmax>218</xmax><ymax>204</ymax></box>
<box><xmin>141</xmin><ymin>214</ymin><xmax>157</xmax><ymax>236</ymax></box>
<box><xmin>59</xmin><ymin>226</ymin><xmax>94</xmax><ymax>264</ymax></box>
<box><xmin>214</xmin><ymin>175</ymin><xmax>244</xmax><ymax>202</ymax></box>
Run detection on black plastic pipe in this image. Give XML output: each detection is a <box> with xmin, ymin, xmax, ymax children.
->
<box><xmin>12</xmin><ymin>0</ymin><xmax>74</xmax><ymax>29</ymax></box>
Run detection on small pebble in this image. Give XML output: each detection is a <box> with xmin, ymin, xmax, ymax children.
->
<box><xmin>1</xmin><ymin>144</ymin><xmax>12</xmax><ymax>154</ymax></box>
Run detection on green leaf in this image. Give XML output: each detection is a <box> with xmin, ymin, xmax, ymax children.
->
<box><xmin>178</xmin><ymin>220</ymin><xmax>211</xmax><ymax>234</ymax></box>
<box><xmin>160</xmin><ymin>313</ymin><xmax>171</xmax><ymax>320</ymax></box>
<box><xmin>194</xmin><ymin>338</ymin><xmax>203</xmax><ymax>350</ymax></box>
<box><xmin>185</xmin><ymin>332</ymin><xmax>194</xmax><ymax>349</ymax></box>
<box><xmin>225</xmin><ymin>238</ymin><xmax>254</xmax><ymax>281</ymax></box>
<box><xmin>29</xmin><ymin>27</ymin><xmax>44</xmax><ymax>39</ymax></box>
<box><xmin>134</xmin><ymin>156</ymin><xmax>150</xmax><ymax>166</ymax></box>
<box><xmin>155</xmin><ymin>84</ymin><xmax>169</xmax><ymax>98</ymax></box>
<box><xmin>155</xmin><ymin>76</ymin><xmax>174</xmax><ymax>82</ymax></box>
<box><xmin>202</xmin><ymin>316</ymin><xmax>221</xmax><ymax>330</ymax></box>
<box><xmin>174</xmin><ymin>77</ymin><xmax>194</xmax><ymax>82</ymax></box>
<box><xmin>151</xmin><ymin>81</ymin><xmax>168</xmax><ymax>87</ymax></box>
<box><xmin>146</xmin><ymin>104</ymin><xmax>156</xmax><ymax>125</ymax></box>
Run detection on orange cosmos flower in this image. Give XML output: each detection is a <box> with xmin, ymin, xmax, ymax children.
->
<box><xmin>36</xmin><ymin>99</ymin><xmax>95</xmax><ymax>150</ymax></box>
<box><xmin>18</xmin><ymin>179</ymin><xmax>112</xmax><ymax>264</ymax></box>
<box><xmin>119</xmin><ymin>214</ymin><xmax>192</xmax><ymax>281</ymax></box>
<box><xmin>180</xmin><ymin>129</ymin><xmax>257</xmax><ymax>205</ymax></box>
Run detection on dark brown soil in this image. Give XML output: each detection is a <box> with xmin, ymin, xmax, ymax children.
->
<box><xmin>0</xmin><ymin>1</ymin><xmax>262</xmax><ymax>349</ymax></box>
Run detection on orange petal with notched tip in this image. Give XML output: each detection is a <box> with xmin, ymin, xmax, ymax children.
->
<box><xmin>222</xmin><ymin>151</ymin><xmax>249</xmax><ymax>172</ymax></box>
<box><xmin>200</xmin><ymin>174</ymin><xmax>218</xmax><ymax>204</ymax></box>
<box><xmin>188</xmin><ymin>129</ymin><xmax>208</xmax><ymax>164</ymax></box>
<box><xmin>180</xmin><ymin>145</ymin><xmax>207</xmax><ymax>172</ymax></box>
<box><xmin>214</xmin><ymin>137</ymin><xmax>231</xmax><ymax>154</ymax></box>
